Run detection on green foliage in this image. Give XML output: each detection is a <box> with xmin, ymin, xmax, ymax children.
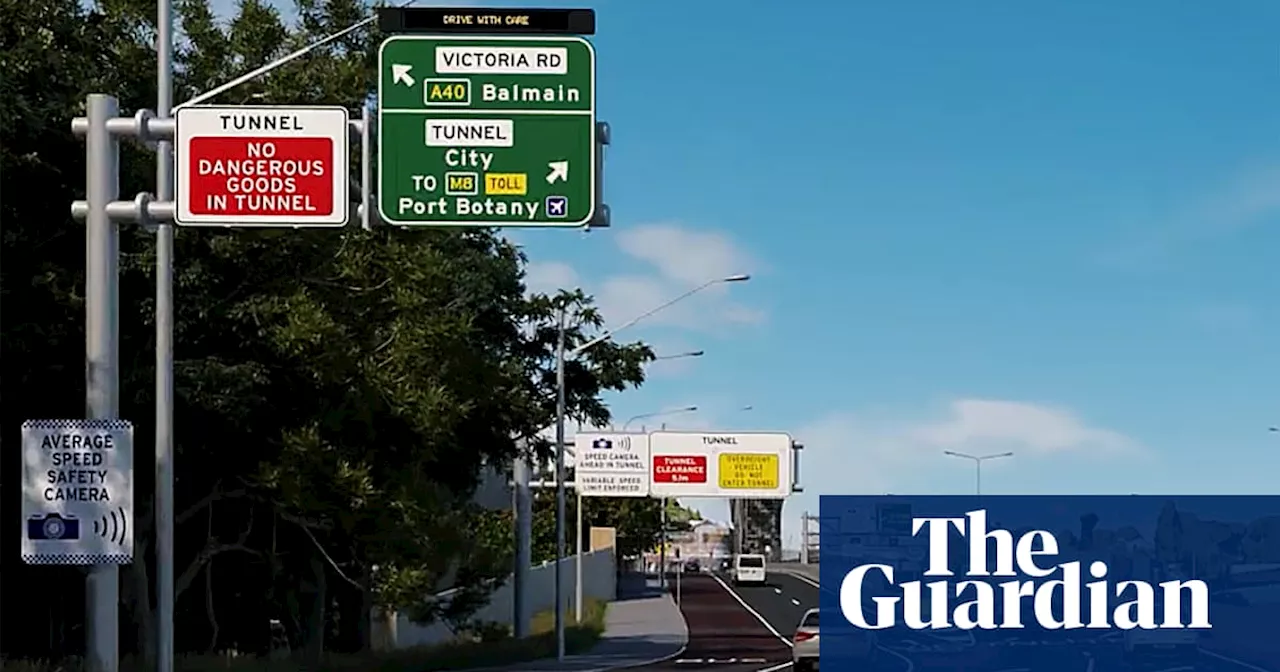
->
<box><xmin>0</xmin><ymin>598</ymin><xmax>607</xmax><ymax>671</ymax></box>
<box><xmin>1</xmin><ymin>0</ymin><xmax>650</xmax><ymax>662</ymax></box>
<box><xmin>529</xmin><ymin>476</ymin><xmax>665</xmax><ymax>564</ymax></box>
<box><xmin>665</xmin><ymin>501</ymin><xmax>701</xmax><ymax>525</ymax></box>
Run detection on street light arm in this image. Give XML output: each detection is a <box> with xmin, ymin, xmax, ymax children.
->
<box><xmin>175</xmin><ymin>17</ymin><xmax>376</xmax><ymax>110</ymax></box>
<box><xmin>569</xmin><ymin>277</ymin><xmax>741</xmax><ymax>357</ymax></box>
<box><xmin>622</xmin><ymin>406</ymin><xmax>697</xmax><ymax>430</ymax></box>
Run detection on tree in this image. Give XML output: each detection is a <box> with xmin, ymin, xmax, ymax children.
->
<box><xmin>2</xmin><ymin>0</ymin><xmax>654</xmax><ymax>662</ymax></box>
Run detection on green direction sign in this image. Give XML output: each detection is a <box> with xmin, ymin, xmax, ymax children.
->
<box><xmin>377</xmin><ymin>35</ymin><xmax>596</xmax><ymax>227</ymax></box>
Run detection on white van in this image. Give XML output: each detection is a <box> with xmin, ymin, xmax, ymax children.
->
<box><xmin>733</xmin><ymin>554</ymin><xmax>767</xmax><ymax>585</ymax></box>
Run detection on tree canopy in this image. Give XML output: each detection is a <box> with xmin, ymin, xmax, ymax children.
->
<box><xmin>1</xmin><ymin>0</ymin><xmax>655</xmax><ymax>661</ymax></box>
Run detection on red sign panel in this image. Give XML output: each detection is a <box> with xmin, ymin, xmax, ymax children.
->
<box><xmin>187</xmin><ymin>136</ymin><xmax>334</xmax><ymax>217</ymax></box>
<box><xmin>652</xmin><ymin>455</ymin><xmax>707</xmax><ymax>484</ymax></box>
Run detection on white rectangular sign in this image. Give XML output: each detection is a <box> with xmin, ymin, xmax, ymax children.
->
<box><xmin>21</xmin><ymin>419</ymin><xmax>134</xmax><ymax>565</ymax></box>
<box><xmin>175</xmin><ymin>105</ymin><xmax>350</xmax><ymax>227</ymax></box>
<box><xmin>648</xmin><ymin>431</ymin><xmax>793</xmax><ymax>499</ymax></box>
<box><xmin>575</xmin><ymin>433</ymin><xmax>650</xmax><ymax>497</ymax></box>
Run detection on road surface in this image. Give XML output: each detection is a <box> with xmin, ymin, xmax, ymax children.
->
<box><xmin>750</xmin><ymin>568</ymin><xmax>1279</xmax><ymax>672</ymax></box>
<box><xmin>627</xmin><ymin>573</ymin><xmax>794</xmax><ymax>672</ymax></box>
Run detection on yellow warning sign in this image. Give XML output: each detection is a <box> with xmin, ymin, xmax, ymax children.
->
<box><xmin>485</xmin><ymin>173</ymin><xmax>527</xmax><ymax>195</ymax></box>
<box><xmin>718</xmin><ymin>453</ymin><xmax>779</xmax><ymax>490</ymax></box>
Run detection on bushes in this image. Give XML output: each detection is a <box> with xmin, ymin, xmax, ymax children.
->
<box><xmin>2</xmin><ymin>599</ymin><xmax>609</xmax><ymax>672</ymax></box>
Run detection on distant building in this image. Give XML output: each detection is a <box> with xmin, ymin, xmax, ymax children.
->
<box><xmin>658</xmin><ymin>519</ymin><xmax>731</xmax><ymax>562</ymax></box>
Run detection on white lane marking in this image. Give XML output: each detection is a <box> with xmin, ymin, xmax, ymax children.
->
<box><xmin>777</xmin><ymin>569</ymin><xmax>841</xmax><ymax>598</ymax></box>
<box><xmin>1084</xmin><ymin>650</ymin><xmax>1095</xmax><ymax>672</ymax></box>
<box><xmin>1201</xmin><ymin>650</ymin><xmax>1273</xmax><ymax>672</ymax></box>
<box><xmin>753</xmin><ymin>662</ymin><xmax>792</xmax><ymax>672</ymax></box>
<box><xmin>783</xmin><ymin>570</ymin><xmax>820</xmax><ymax>589</ymax></box>
<box><xmin>774</xmin><ymin>587</ymin><xmax>782</xmax><ymax>594</ymax></box>
<box><xmin>1150</xmin><ymin>667</ymin><xmax>1194</xmax><ymax>672</ymax></box>
<box><xmin>770</xmin><ymin>572</ymin><xmax>920</xmax><ymax>672</ymax></box>
<box><xmin>990</xmin><ymin>669</ymin><xmax>1030</xmax><ymax>672</ymax></box>
<box><xmin>675</xmin><ymin>658</ymin><xmax>768</xmax><ymax>665</ymax></box>
<box><xmin>790</xmin><ymin>598</ymin><xmax>801</xmax><ymax>606</ymax></box>
<box><xmin>709</xmin><ymin>572</ymin><xmax>794</xmax><ymax>647</ymax></box>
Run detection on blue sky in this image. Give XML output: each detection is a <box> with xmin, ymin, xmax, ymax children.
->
<box><xmin>214</xmin><ymin>0</ymin><xmax>1280</xmax><ymax>547</ymax></box>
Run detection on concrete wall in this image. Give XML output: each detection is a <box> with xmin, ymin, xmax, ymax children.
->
<box><xmin>374</xmin><ymin>548</ymin><xmax>618</xmax><ymax>650</ymax></box>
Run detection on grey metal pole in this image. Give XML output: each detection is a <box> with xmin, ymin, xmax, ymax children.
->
<box><xmin>155</xmin><ymin>0</ymin><xmax>176</xmax><ymax>666</ymax></box>
<box><xmin>513</xmin><ymin>455</ymin><xmax>532</xmax><ymax>638</ymax></box>
<box><xmin>85</xmin><ymin>93</ymin><xmax>121</xmax><ymax>672</ymax></box>
<box><xmin>737</xmin><ymin>500</ymin><xmax>745</xmax><ymax>555</ymax></box>
<box><xmin>659</xmin><ymin>498</ymin><xmax>667</xmax><ymax>589</ymax></box>
<box><xmin>553</xmin><ymin>305</ymin><xmax>567</xmax><ymax>660</ymax></box>
<box><xmin>675</xmin><ymin>557</ymin><xmax>681</xmax><ymax>605</ymax></box>
<box><xmin>360</xmin><ymin>100</ymin><xmax>372</xmax><ymax>230</ymax></box>
<box><xmin>800</xmin><ymin>510</ymin><xmax>808</xmax><ymax>564</ymax></box>
<box><xmin>575</xmin><ymin>489</ymin><xmax>583</xmax><ymax>622</ymax></box>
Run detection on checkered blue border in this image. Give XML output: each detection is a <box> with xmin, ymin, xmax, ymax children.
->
<box><xmin>23</xmin><ymin>419</ymin><xmax>133</xmax><ymax>431</ymax></box>
<box><xmin>23</xmin><ymin>553</ymin><xmax>132</xmax><ymax>565</ymax></box>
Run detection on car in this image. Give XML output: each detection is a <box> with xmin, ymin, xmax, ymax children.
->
<box><xmin>684</xmin><ymin>558</ymin><xmax>701</xmax><ymax>572</ymax></box>
<box><xmin>1123</xmin><ymin>627</ymin><xmax>1200</xmax><ymax>667</ymax></box>
<box><xmin>733</xmin><ymin>553</ymin><xmax>767</xmax><ymax>585</ymax></box>
<box><xmin>792</xmin><ymin>608</ymin><xmax>821</xmax><ymax>671</ymax></box>
<box><xmin>1122</xmin><ymin>596</ymin><xmax>1201</xmax><ymax>668</ymax></box>
<box><xmin>794</xmin><ymin>608</ymin><xmax>877</xmax><ymax>671</ymax></box>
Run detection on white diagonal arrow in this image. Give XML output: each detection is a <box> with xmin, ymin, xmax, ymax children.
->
<box><xmin>546</xmin><ymin>160</ymin><xmax>569</xmax><ymax>184</ymax></box>
<box><xmin>392</xmin><ymin>64</ymin><xmax>414</xmax><ymax>87</ymax></box>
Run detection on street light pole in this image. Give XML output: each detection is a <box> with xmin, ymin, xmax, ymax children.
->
<box><xmin>554</xmin><ymin>305</ymin><xmax>568</xmax><ymax>660</ymax></box>
<box><xmin>942</xmin><ymin>450</ymin><xmax>1014</xmax><ymax>495</ymax></box>
<box><xmin>550</xmin><ymin>275</ymin><xmax>748</xmax><ymax>656</ymax></box>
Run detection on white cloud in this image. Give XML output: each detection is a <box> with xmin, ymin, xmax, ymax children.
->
<box><xmin>778</xmin><ymin>398</ymin><xmax>1146</xmax><ymax>546</ymax></box>
<box><xmin>522</xmin><ymin>223</ymin><xmax>764</xmax><ymax>366</ymax></box>
<box><xmin>614</xmin><ymin>224</ymin><xmax>751</xmax><ymax>287</ymax></box>
<box><xmin>592</xmin><ymin>223</ymin><xmax>763</xmax><ymax>332</ymax></box>
<box><xmin>792</xmin><ymin>398</ymin><xmax>1137</xmax><ymax>506</ymax></box>
<box><xmin>906</xmin><ymin>399</ymin><xmax>1138</xmax><ymax>455</ymax></box>
<box><xmin>1098</xmin><ymin>165</ymin><xmax>1280</xmax><ymax>268</ymax></box>
<box><xmin>524</xmin><ymin>260</ymin><xmax>580</xmax><ymax>296</ymax></box>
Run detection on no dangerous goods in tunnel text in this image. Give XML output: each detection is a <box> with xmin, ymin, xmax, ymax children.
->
<box><xmin>175</xmin><ymin>105</ymin><xmax>350</xmax><ymax>227</ymax></box>
<box><xmin>377</xmin><ymin>35</ymin><xmax>596</xmax><ymax>227</ymax></box>
<box><xmin>21</xmin><ymin>419</ymin><xmax>135</xmax><ymax>565</ymax></box>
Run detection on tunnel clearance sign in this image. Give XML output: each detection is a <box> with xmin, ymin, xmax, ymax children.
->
<box><xmin>377</xmin><ymin>35</ymin><xmax>596</xmax><ymax>226</ymax></box>
<box><xmin>648</xmin><ymin>431</ymin><xmax>793</xmax><ymax>499</ymax></box>
<box><xmin>20</xmin><ymin>419</ymin><xmax>134</xmax><ymax>565</ymax></box>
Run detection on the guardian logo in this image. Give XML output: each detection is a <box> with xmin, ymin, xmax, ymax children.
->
<box><xmin>840</xmin><ymin>510</ymin><xmax>1212</xmax><ymax>631</ymax></box>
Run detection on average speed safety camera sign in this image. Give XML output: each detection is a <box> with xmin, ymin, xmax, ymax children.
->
<box><xmin>175</xmin><ymin>105</ymin><xmax>349</xmax><ymax>227</ymax></box>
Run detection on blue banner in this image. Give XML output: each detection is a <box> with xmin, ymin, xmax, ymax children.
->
<box><xmin>818</xmin><ymin>495</ymin><xmax>1280</xmax><ymax>672</ymax></box>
